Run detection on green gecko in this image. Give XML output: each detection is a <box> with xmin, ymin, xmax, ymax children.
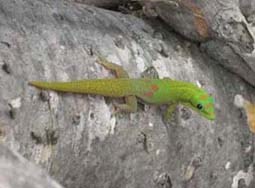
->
<box><xmin>29</xmin><ymin>57</ymin><xmax>215</xmax><ymax>120</ymax></box>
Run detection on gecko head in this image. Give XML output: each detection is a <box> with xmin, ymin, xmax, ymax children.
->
<box><xmin>182</xmin><ymin>90</ymin><xmax>215</xmax><ymax>120</ymax></box>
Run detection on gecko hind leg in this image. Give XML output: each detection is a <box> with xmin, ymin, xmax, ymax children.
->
<box><xmin>96</xmin><ymin>56</ymin><xmax>129</xmax><ymax>78</ymax></box>
<box><xmin>163</xmin><ymin>103</ymin><xmax>178</xmax><ymax>123</ymax></box>
<box><xmin>115</xmin><ymin>96</ymin><xmax>137</xmax><ymax>113</ymax></box>
<box><xmin>96</xmin><ymin>56</ymin><xmax>137</xmax><ymax>112</ymax></box>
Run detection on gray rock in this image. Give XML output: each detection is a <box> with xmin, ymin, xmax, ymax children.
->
<box><xmin>68</xmin><ymin>0</ymin><xmax>123</xmax><ymax>8</ymax></box>
<box><xmin>141</xmin><ymin>0</ymin><xmax>255</xmax><ymax>87</ymax></box>
<box><xmin>0</xmin><ymin>144</ymin><xmax>63</xmax><ymax>188</ymax></box>
<box><xmin>240</xmin><ymin>0</ymin><xmax>255</xmax><ymax>19</ymax></box>
<box><xmin>0</xmin><ymin>0</ymin><xmax>254</xmax><ymax>188</ymax></box>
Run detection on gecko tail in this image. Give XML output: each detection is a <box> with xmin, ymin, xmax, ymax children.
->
<box><xmin>29</xmin><ymin>81</ymin><xmax>46</xmax><ymax>87</ymax></box>
<box><xmin>29</xmin><ymin>81</ymin><xmax>56</xmax><ymax>89</ymax></box>
<box><xmin>28</xmin><ymin>80</ymin><xmax>94</xmax><ymax>94</ymax></box>
<box><xmin>29</xmin><ymin>81</ymin><xmax>71</xmax><ymax>92</ymax></box>
<box><xmin>28</xmin><ymin>79</ymin><xmax>132</xmax><ymax>97</ymax></box>
<box><xmin>29</xmin><ymin>81</ymin><xmax>48</xmax><ymax>88</ymax></box>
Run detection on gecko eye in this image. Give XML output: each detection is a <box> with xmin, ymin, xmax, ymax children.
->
<box><xmin>197</xmin><ymin>104</ymin><xmax>203</xmax><ymax>110</ymax></box>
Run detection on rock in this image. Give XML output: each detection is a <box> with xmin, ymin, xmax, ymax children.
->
<box><xmin>0</xmin><ymin>0</ymin><xmax>254</xmax><ymax>187</ymax></box>
<box><xmin>141</xmin><ymin>0</ymin><xmax>255</xmax><ymax>87</ymax></box>
<box><xmin>0</xmin><ymin>144</ymin><xmax>63</xmax><ymax>188</ymax></box>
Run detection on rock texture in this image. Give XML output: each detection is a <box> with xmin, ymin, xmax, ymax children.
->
<box><xmin>0</xmin><ymin>144</ymin><xmax>63</xmax><ymax>188</ymax></box>
<box><xmin>69</xmin><ymin>0</ymin><xmax>123</xmax><ymax>8</ymax></box>
<box><xmin>141</xmin><ymin>0</ymin><xmax>255</xmax><ymax>87</ymax></box>
<box><xmin>0</xmin><ymin>0</ymin><xmax>255</xmax><ymax>188</ymax></box>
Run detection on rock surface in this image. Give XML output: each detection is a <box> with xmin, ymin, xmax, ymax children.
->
<box><xmin>0</xmin><ymin>144</ymin><xmax>63</xmax><ymax>188</ymax></box>
<box><xmin>0</xmin><ymin>0</ymin><xmax>255</xmax><ymax>188</ymax></box>
<box><xmin>142</xmin><ymin>0</ymin><xmax>255</xmax><ymax>87</ymax></box>
<box><xmin>69</xmin><ymin>0</ymin><xmax>122</xmax><ymax>8</ymax></box>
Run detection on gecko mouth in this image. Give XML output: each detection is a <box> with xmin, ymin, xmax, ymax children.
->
<box><xmin>204</xmin><ymin>111</ymin><xmax>215</xmax><ymax>120</ymax></box>
<box><xmin>181</xmin><ymin>102</ymin><xmax>215</xmax><ymax>120</ymax></box>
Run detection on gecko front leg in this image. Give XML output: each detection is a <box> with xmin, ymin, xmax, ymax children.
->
<box><xmin>163</xmin><ymin>103</ymin><xmax>178</xmax><ymax>123</ymax></box>
<box><xmin>96</xmin><ymin>56</ymin><xmax>137</xmax><ymax>112</ymax></box>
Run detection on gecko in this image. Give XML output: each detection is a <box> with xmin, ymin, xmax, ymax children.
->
<box><xmin>29</xmin><ymin>56</ymin><xmax>215</xmax><ymax>121</ymax></box>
